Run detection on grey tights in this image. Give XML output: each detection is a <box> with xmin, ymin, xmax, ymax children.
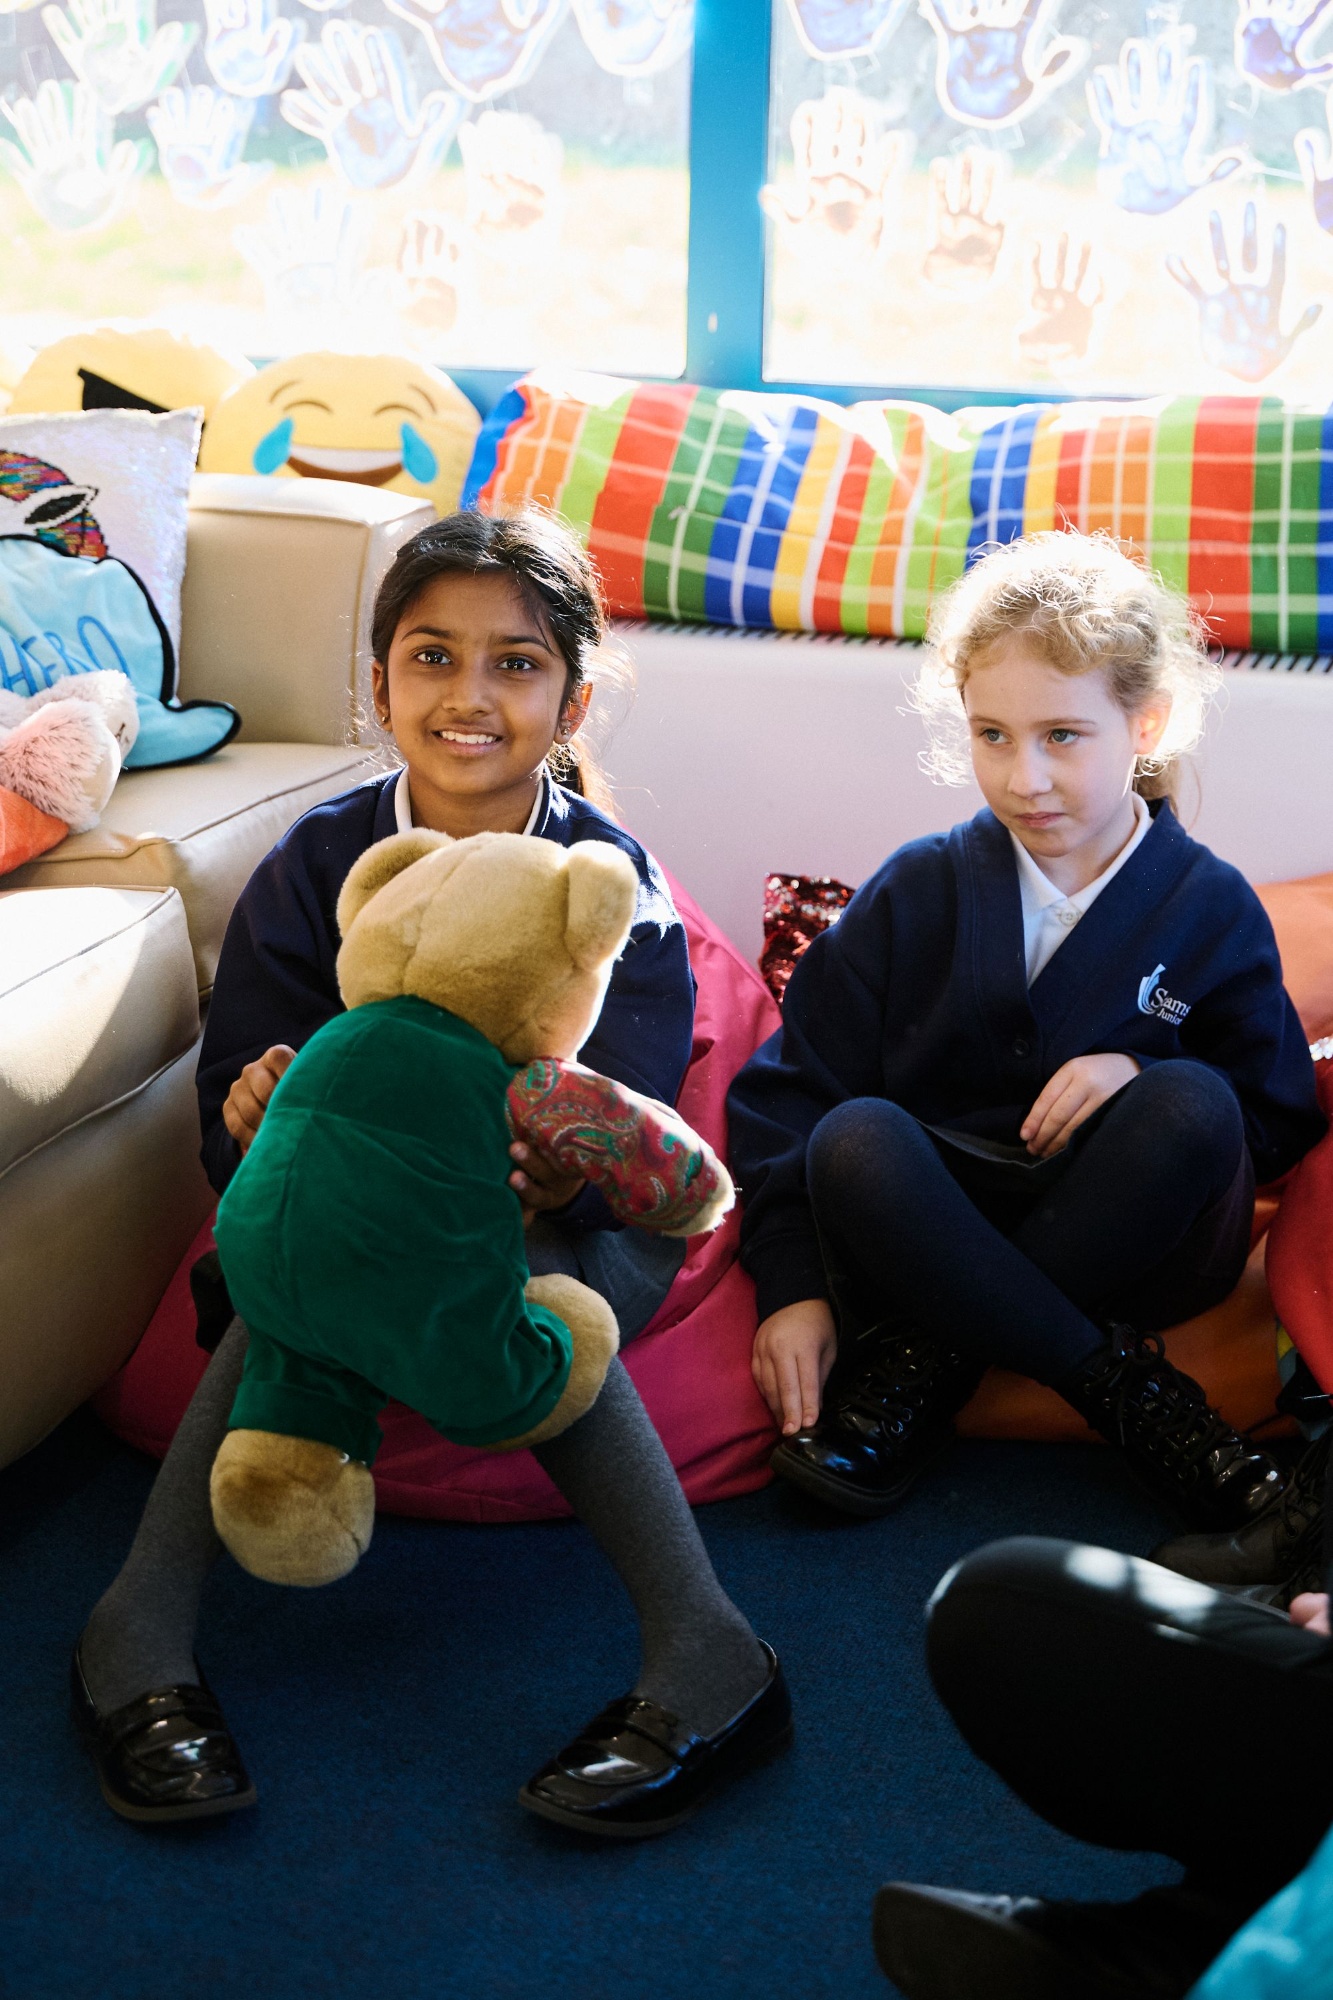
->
<box><xmin>80</xmin><ymin>1324</ymin><xmax>767</xmax><ymax>1738</ymax></box>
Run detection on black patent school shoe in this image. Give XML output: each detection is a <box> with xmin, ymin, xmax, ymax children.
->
<box><xmin>71</xmin><ymin>1645</ymin><xmax>257</xmax><ymax>1824</ymax></box>
<box><xmin>519</xmin><ymin>1642</ymin><xmax>791</xmax><ymax>1839</ymax></box>
<box><xmin>1152</xmin><ymin>1429</ymin><xmax>1330</xmax><ymax>1603</ymax></box>
<box><xmin>1060</xmin><ymin>1327</ymin><xmax>1286</xmax><ymax>1532</ymax></box>
<box><xmin>772</xmin><ymin>1329</ymin><xmax>985</xmax><ymax>1518</ymax></box>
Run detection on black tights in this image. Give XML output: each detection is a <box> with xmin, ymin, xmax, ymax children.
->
<box><xmin>807</xmin><ymin>1060</ymin><xmax>1254</xmax><ymax>1386</ymax></box>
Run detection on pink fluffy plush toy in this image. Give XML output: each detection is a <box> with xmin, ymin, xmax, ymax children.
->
<box><xmin>0</xmin><ymin>671</ymin><xmax>138</xmax><ymax>832</ymax></box>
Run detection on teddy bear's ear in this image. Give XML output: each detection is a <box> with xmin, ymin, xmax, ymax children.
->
<box><xmin>336</xmin><ymin>829</ymin><xmax>453</xmax><ymax>935</ymax></box>
<box><xmin>563</xmin><ymin>845</ymin><xmax>638</xmax><ymax>970</ymax></box>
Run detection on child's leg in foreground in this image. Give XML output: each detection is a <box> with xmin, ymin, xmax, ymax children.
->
<box><xmin>81</xmin><ymin>1318</ymin><xmax>249</xmax><ymax>1712</ymax></box>
<box><xmin>530</xmin><ymin>1358</ymin><xmax>767</xmax><ymax>1731</ymax></box>
<box><xmin>785</xmin><ymin>1061</ymin><xmax>1280</xmax><ymax>1526</ymax></box>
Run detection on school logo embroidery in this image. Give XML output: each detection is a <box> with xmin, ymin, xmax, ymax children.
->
<box><xmin>1137</xmin><ymin>964</ymin><xmax>1191</xmax><ymax>1024</ymax></box>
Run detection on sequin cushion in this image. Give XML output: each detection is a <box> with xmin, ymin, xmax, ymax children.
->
<box><xmin>760</xmin><ymin>873</ymin><xmax>855</xmax><ymax>1003</ymax></box>
<box><xmin>0</xmin><ymin>408</ymin><xmax>238</xmax><ymax>768</ymax></box>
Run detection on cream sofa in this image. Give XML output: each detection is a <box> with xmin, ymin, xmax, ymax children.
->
<box><xmin>0</xmin><ymin>475</ymin><xmax>431</xmax><ymax>1467</ymax></box>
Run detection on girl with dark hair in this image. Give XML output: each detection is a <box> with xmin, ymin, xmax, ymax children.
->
<box><xmin>73</xmin><ymin>506</ymin><xmax>787</xmax><ymax>1840</ymax></box>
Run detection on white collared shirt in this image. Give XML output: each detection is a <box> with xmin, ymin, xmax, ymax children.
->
<box><xmin>1012</xmin><ymin>792</ymin><xmax>1151</xmax><ymax>986</ymax></box>
<box><xmin>393</xmin><ymin>766</ymin><xmax>546</xmax><ymax>837</ymax></box>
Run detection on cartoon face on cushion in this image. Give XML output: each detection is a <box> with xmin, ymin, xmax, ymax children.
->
<box><xmin>0</xmin><ymin>447</ymin><xmax>237</xmax><ymax>766</ymax></box>
<box><xmin>334</xmin><ymin>827</ymin><xmax>639</xmax><ymax>1065</ymax></box>
<box><xmin>199</xmin><ymin>352</ymin><xmax>481</xmax><ymax>515</ymax></box>
<box><xmin>7</xmin><ymin>327</ymin><xmax>251</xmax><ymax>422</ymax></box>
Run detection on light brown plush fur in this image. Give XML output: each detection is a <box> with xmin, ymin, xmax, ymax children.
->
<box><xmin>496</xmin><ymin>1276</ymin><xmax>621</xmax><ymax>1450</ymax></box>
<box><xmin>211</xmin><ymin>1431</ymin><xmax>375</xmax><ymax>1587</ymax></box>
<box><xmin>334</xmin><ymin>831</ymin><xmax>638</xmax><ymax>1065</ymax></box>
<box><xmin>213</xmin><ymin>830</ymin><xmax>640</xmax><ymax>1587</ymax></box>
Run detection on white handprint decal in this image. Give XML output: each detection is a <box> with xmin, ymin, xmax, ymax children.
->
<box><xmin>761</xmin><ymin>88</ymin><xmax>909</xmax><ymax>258</ymax></box>
<box><xmin>459</xmin><ymin>108</ymin><xmax>563</xmax><ymax>238</ymax></box>
<box><xmin>571</xmin><ymin>0</ymin><xmax>693</xmax><ymax>77</ymax></box>
<box><xmin>281</xmin><ymin>21</ymin><xmax>462</xmax><ymax>191</ymax></box>
<box><xmin>1296</xmin><ymin>94</ymin><xmax>1333</xmax><ymax>232</ymax></box>
<box><xmin>1087</xmin><ymin>32</ymin><xmax>1243</xmax><ymax>216</ymax></box>
<box><xmin>1236</xmin><ymin>0</ymin><xmax>1333</xmax><ymax>94</ymax></box>
<box><xmin>40</xmin><ymin>0</ymin><xmax>196</xmax><ymax>115</ymax></box>
<box><xmin>382</xmin><ymin>0</ymin><xmax>564</xmax><ymax>103</ymax></box>
<box><xmin>1016</xmin><ymin>233</ymin><xmax>1103</xmax><ymax>364</ymax></box>
<box><xmin>783</xmin><ymin>0</ymin><xmax>910</xmax><ymax>61</ymax></box>
<box><xmin>390</xmin><ymin>209</ymin><xmax>471</xmax><ymax>339</ymax></box>
<box><xmin>1167</xmin><ymin>202</ymin><xmax>1322</xmax><ymax>382</ymax></box>
<box><xmin>919</xmin><ymin>0</ymin><xmax>1086</xmax><ymax>129</ymax></box>
<box><xmin>234</xmin><ymin>182</ymin><xmax>369</xmax><ymax>318</ymax></box>
<box><xmin>147</xmin><ymin>85</ymin><xmax>270</xmax><ymax>209</ymax></box>
<box><xmin>922</xmin><ymin>146</ymin><xmax>1006</xmax><ymax>293</ymax></box>
<box><xmin>204</xmin><ymin>0</ymin><xmax>304</xmax><ymax>97</ymax></box>
<box><xmin>0</xmin><ymin>77</ymin><xmax>146</xmax><ymax>230</ymax></box>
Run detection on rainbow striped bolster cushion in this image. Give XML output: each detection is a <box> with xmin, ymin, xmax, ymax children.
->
<box><xmin>462</xmin><ymin>371</ymin><xmax>1333</xmax><ymax>652</ymax></box>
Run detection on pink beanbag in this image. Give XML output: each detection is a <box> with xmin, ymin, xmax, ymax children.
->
<box><xmin>95</xmin><ymin>875</ymin><xmax>784</xmax><ymax>1521</ymax></box>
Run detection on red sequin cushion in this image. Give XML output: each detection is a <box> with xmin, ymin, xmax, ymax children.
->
<box><xmin>760</xmin><ymin>873</ymin><xmax>855</xmax><ymax>1002</ymax></box>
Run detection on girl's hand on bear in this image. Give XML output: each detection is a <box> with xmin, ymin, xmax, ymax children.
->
<box><xmin>1022</xmin><ymin>1052</ymin><xmax>1141</xmax><ymax>1158</ymax></box>
<box><xmin>508</xmin><ymin>1140</ymin><xmax>585</xmax><ymax>1225</ymax></box>
<box><xmin>1289</xmin><ymin>1591</ymin><xmax>1331</xmax><ymax>1638</ymax></box>
<box><xmin>753</xmin><ymin>1299</ymin><xmax>839</xmax><ymax>1436</ymax></box>
<box><xmin>223</xmin><ymin>1044</ymin><xmax>296</xmax><ymax>1154</ymax></box>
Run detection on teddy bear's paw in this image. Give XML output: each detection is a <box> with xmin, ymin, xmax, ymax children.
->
<box><xmin>495</xmin><ymin>1277</ymin><xmax>620</xmax><ymax>1451</ymax></box>
<box><xmin>209</xmin><ymin>1430</ymin><xmax>375</xmax><ymax>1587</ymax></box>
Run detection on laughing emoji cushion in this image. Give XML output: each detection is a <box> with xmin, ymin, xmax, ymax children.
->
<box><xmin>199</xmin><ymin>352</ymin><xmax>481</xmax><ymax>514</ymax></box>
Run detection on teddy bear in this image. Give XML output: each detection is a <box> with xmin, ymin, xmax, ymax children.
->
<box><xmin>210</xmin><ymin>826</ymin><xmax>733</xmax><ymax>1590</ymax></box>
<box><xmin>0</xmin><ymin>669</ymin><xmax>138</xmax><ymax>832</ymax></box>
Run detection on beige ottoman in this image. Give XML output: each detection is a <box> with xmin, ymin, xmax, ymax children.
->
<box><xmin>0</xmin><ymin>886</ymin><xmax>213</xmax><ymax>1467</ymax></box>
<box><xmin>5</xmin><ymin>741</ymin><xmax>383</xmax><ymax>996</ymax></box>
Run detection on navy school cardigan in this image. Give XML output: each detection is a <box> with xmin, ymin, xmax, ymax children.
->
<box><xmin>196</xmin><ymin>770</ymin><xmax>695</xmax><ymax>1227</ymax></box>
<box><xmin>727</xmin><ymin>801</ymin><xmax>1326</xmax><ymax>1323</ymax></box>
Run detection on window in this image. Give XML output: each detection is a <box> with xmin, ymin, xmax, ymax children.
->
<box><xmin>0</xmin><ymin>0</ymin><xmax>691</xmax><ymax>376</ymax></box>
<box><xmin>764</xmin><ymin>0</ymin><xmax>1333</xmax><ymax>399</ymax></box>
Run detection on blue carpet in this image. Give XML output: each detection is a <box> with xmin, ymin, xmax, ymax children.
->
<box><xmin>1</xmin><ymin>1416</ymin><xmax>1181</xmax><ymax>2000</ymax></box>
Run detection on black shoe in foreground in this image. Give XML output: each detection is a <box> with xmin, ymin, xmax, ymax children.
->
<box><xmin>1151</xmin><ymin>1430</ymin><xmax>1330</xmax><ymax>1596</ymax></box>
<box><xmin>71</xmin><ymin>1645</ymin><xmax>257</xmax><ymax>1824</ymax></box>
<box><xmin>872</xmin><ymin>1882</ymin><xmax>1234</xmax><ymax>2000</ymax></box>
<box><xmin>771</xmin><ymin>1331</ymin><xmax>983</xmax><ymax>1519</ymax></box>
<box><xmin>519</xmin><ymin>1642</ymin><xmax>791</xmax><ymax>1839</ymax></box>
<box><xmin>1060</xmin><ymin>1326</ymin><xmax>1285</xmax><ymax>1531</ymax></box>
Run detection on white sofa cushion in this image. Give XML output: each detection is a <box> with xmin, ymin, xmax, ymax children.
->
<box><xmin>4</xmin><ymin>741</ymin><xmax>382</xmax><ymax>994</ymax></box>
<box><xmin>0</xmin><ymin>885</ymin><xmax>199</xmax><ymax>1177</ymax></box>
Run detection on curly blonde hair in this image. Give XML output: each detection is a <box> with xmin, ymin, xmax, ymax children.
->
<box><xmin>912</xmin><ymin>531</ymin><xmax>1221</xmax><ymax>800</ymax></box>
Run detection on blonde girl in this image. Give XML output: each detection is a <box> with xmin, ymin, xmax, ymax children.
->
<box><xmin>728</xmin><ymin>531</ymin><xmax>1323</xmax><ymax>1525</ymax></box>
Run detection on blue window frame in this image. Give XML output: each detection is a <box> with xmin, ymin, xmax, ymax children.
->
<box><xmin>457</xmin><ymin>0</ymin><xmax>1058</xmax><ymax>415</ymax></box>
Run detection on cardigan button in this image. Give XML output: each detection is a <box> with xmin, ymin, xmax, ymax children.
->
<box><xmin>1012</xmin><ymin>1036</ymin><xmax>1033</xmax><ymax>1058</ymax></box>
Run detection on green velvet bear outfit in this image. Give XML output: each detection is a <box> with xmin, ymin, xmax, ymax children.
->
<box><xmin>213</xmin><ymin>995</ymin><xmax>574</xmax><ymax>1466</ymax></box>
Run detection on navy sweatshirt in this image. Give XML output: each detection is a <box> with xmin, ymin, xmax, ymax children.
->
<box><xmin>197</xmin><ymin>770</ymin><xmax>694</xmax><ymax>1229</ymax></box>
<box><xmin>727</xmin><ymin>802</ymin><xmax>1325</xmax><ymax>1323</ymax></box>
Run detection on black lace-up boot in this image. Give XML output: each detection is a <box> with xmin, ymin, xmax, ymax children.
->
<box><xmin>1060</xmin><ymin>1326</ymin><xmax>1286</xmax><ymax>1531</ymax></box>
<box><xmin>770</xmin><ymin>1327</ymin><xmax>985</xmax><ymax>1517</ymax></box>
<box><xmin>1151</xmin><ymin>1431</ymin><xmax>1330</xmax><ymax>1600</ymax></box>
